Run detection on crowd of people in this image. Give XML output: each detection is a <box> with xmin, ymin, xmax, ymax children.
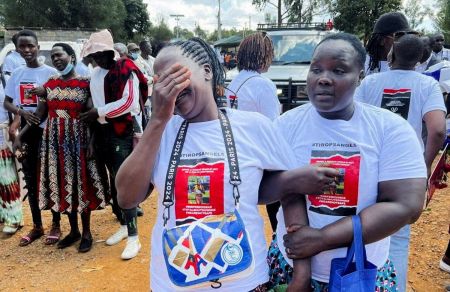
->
<box><xmin>0</xmin><ymin>10</ymin><xmax>449</xmax><ymax>292</ymax></box>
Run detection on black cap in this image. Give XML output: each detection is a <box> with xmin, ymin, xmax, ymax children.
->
<box><xmin>373</xmin><ymin>12</ymin><xmax>410</xmax><ymax>35</ymax></box>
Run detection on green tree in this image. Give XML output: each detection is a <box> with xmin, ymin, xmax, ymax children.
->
<box><xmin>148</xmin><ymin>17</ymin><xmax>174</xmax><ymax>42</ymax></box>
<box><xmin>252</xmin><ymin>0</ymin><xmax>322</xmax><ymax>26</ymax></box>
<box><xmin>325</xmin><ymin>0</ymin><xmax>401</xmax><ymax>43</ymax></box>
<box><xmin>123</xmin><ymin>0</ymin><xmax>151</xmax><ymax>40</ymax></box>
<box><xmin>208</xmin><ymin>28</ymin><xmax>241</xmax><ymax>42</ymax></box>
<box><xmin>2</xmin><ymin>0</ymin><xmax>150</xmax><ymax>42</ymax></box>
<box><xmin>436</xmin><ymin>0</ymin><xmax>450</xmax><ymax>41</ymax></box>
<box><xmin>402</xmin><ymin>0</ymin><xmax>431</xmax><ymax>30</ymax></box>
<box><xmin>194</xmin><ymin>24</ymin><xmax>208</xmax><ymax>39</ymax></box>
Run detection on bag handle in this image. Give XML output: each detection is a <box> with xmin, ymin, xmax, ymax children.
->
<box><xmin>343</xmin><ymin>215</ymin><xmax>367</xmax><ymax>272</ymax></box>
<box><xmin>227</xmin><ymin>75</ymin><xmax>262</xmax><ymax>109</ymax></box>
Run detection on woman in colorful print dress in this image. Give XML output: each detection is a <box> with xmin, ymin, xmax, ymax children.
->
<box><xmin>15</xmin><ymin>43</ymin><xmax>108</xmax><ymax>252</ymax></box>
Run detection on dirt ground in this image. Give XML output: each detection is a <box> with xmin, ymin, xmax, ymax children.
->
<box><xmin>0</xmin><ymin>187</ymin><xmax>449</xmax><ymax>292</ymax></box>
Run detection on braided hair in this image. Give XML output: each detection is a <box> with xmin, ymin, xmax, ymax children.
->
<box><xmin>366</xmin><ymin>34</ymin><xmax>386</xmax><ymax>72</ymax></box>
<box><xmin>168</xmin><ymin>37</ymin><xmax>225</xmax><ymax>102</ymax></box>
<box><xmin>366</xmin><ymin>12</ymin><xmax>410</xmax><ymax>73</ymax></box>
<box><xmin>237</xmin><ymin>32</ymin><xmax>274</xmax><ymax>72</ymax></box>
<box><xmin>53</xmin><ymin>42</ymin><xmax>77</xmax><ymax>65</ymax></box>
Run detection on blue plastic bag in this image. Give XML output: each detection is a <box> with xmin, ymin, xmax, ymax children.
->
<box><xmin>329</xmin><ymin>215</ymin><xmax>377</xmax><ymax>292</ymax></box>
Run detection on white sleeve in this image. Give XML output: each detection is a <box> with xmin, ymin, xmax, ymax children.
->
<box><xmin>97</xmin><ymin>72</ymin><xmax>140</xmax><ymax>119</ymax></box>
<box><xmin>353</xmin><ymin>80</ymin><xmax>366</xmax><ymax>102</ymax></box>
<box><xmin>378</xmin><ymin>115</ymin><xmax>427</xmax><ymax>181</ymax></box>
<box><xmin>4</xmin><ymin>72</ymin><xmax>17</xmax><ymax>102</ymax></box>
<box><xmin>253</xmin><ymin>116</ymin><xmax>296</xmax><ymax>170</ymax></box>
<box><xmin>422</xmin><ymin>79</ymin><xmax>447</xmax><ymax>116</ymax></box>
<box><xmin>2</xmin><ymin>55</ymin><xmax>15</xmax><ymax>77</ymax></box>
<box><xmin>256</xmin><ymin>80</ymin><xmax>281</xmax><ymax>121</ymax></box>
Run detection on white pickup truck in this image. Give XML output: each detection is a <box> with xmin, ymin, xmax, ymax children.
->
<box><xmin>226</xmin><ymin>23</ymin><xmax>334</xmax><ymax>112</ymax></box>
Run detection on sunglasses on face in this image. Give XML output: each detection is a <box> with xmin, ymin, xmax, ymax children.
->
<box><xmin>388</xmin><ymin>31</ymin><xmax>421</xmax><ymax>40</ymax></box>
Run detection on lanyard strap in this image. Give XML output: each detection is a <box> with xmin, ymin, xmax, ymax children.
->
<box><xmin>162</xmin><ymin>109</ymin><xmax>241</xmax><ymax>226</ymax></box>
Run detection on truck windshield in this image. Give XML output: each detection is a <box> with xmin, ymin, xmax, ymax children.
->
<box><xmin>270</xmin><ymin>34</ymin><xmax>323</xmax><ymax>64</ymax></box>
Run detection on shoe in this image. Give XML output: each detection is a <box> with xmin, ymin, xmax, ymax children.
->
<box><xmin>105</xmin><ymin>225</ymin><xmax>128</xmax><ymax>246</ymax></box>
<box><xmin>136</xmin><ymin>206</ymin><xmax>144</xmax><ymax>217</ymax></box>
<box><xmin>440</xmin><ymin>255</ymin><xmax>450</xmax><ymax>273</ymax></box>
<box><xmin>78</xmin><ymin>236</ymin><xmax>93</xmax><ymax>253</ymax></box>
<box><xmin>121</xmin><ymin>236</ymin><xmax>141</xmax><ymax>260</ymax></box>
<box><xmin>3</xmin><ymin>222</ymin><xmax>22</xmax><ymax>235</ymax></box>
<box><xmin>57</xmin><ymin>233</ymin><xmax>81</xmax><ymax>249</ymax></box>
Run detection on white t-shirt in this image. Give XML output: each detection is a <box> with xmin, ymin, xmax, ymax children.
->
<box><xmin>4</xmin><ymin>64</ymin><xmax>57</xmax><ymax>128</ymax></box>
<box><xmin>432</xmin><ymin>48</ymin><xmax>450</xmax><ymax>62</ymax></box>
<box><xmin>75</xmin><ymin>62</ymin><xmax>91</xmax><ymax>77</ymax></box>
<box><xmin>89</xmin><ymin>66</ymin><xmax>140</xmax><ymax>124</ymax></box>
<box><xmin>225</xmin><ymin>70</ymin><xmax>281</xmax><ymax>121</ymax></box>
<box><xmin>150</xmin><ymin>109</ymin><xmax>294</xmax><ymax>291</ymax></box>
<box><xmin>354</xmin><ymin>70</ymin><xmax>446</xmax><ymax>150</ymax></box>
<box><xmin>274</xmin><ymin>102</ymin><xmax>426</xmax><ymax>283</ymax></box>
<box><xmin>2</xmin><ymin>51</ymin><xmax>26</xmax><ymax>83</ymax></box>
<box><xmin>364</xmin><ymin>55</ymin><xmax>389</xmax><ymax>76</ymax></box>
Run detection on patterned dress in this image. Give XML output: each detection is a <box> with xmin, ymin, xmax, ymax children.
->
<box><xmin>39</xmin><ymin>76</ymin><xmax>108</xmax><ymax>213</ymax></box>
<box><xmin>0</xmin><ymin>124</ymin><xmax>22</xmax><ymax>226</ymax></box>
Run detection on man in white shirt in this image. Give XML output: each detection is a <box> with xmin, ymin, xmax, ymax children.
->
<box><xmin>416</xmin><ymin>36</ymin><xmax>440</xmax><ymax>73</ymax></box>
<box><xmin>3</xmin><ymin>29</ymin><xmax>60</xmax><ymax>246</ymax></box>
<box><xmin>431</xmin><ymin>33</ymin><xmax>450</xmax><ymax>62</ymax></box>
<box><xmin>1</xmin><ymin>33</ymin><xmax>26</xmax><ymax>85</ymax></box>
<box><xmin>355</xmin><ymin>34</ymin><xmax>446</xmax><ymax>292</ymax></box>
<box><xmin>80</xmin><ymin>29</ymin><xmax>148</xmax><ymax>260</ymax></box>
<box><xmin>139</xmin><ymin>40</ymin><xmax>154</xmax><ymax>120</ymax></box>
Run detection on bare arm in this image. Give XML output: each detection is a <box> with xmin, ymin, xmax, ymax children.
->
<box><xmin>13</xmin><ymin>100</ymin><xmax>48</xmax><ymax>151</ymax></box>
<box><xmin>116</xmin><ymin>64</ymin><xmax>191</xmax><ymax>209</ymax></box>
<box><xmin>281</xmin><ymin>195</ymin><xmax>311</xmax><ymax>291</ymax></box>
<box><xmin>258</xmin><ymin>166</ymin><xmax>340</xmax><ymax>205</ymax></box>
<box><xmin>283</xmin><ymin>178</ymin><xmax>426</xmax><ymax>259</ymax></box>
<box><xmin>423</xmin><ymin>110</ymin><xmax>446</xmax><ymax>176</ymax></box>
<box><xmin>4</xmin><ymin>96</ymin><xmax>41</xmax><ymax>125</ymax></box>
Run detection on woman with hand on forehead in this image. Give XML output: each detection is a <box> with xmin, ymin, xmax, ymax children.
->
<box><xmin>115</xmin><ymin>37</ymin><xmax>338</xmax><ymax>291</ymax></box>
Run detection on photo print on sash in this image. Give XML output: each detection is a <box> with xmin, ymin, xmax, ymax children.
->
<box><xmin>380</xmin><ymin>88</ymin><xmax>412</xmax><ymax>120</ymax></box>
<box><xmin>175</xmin><ymin>155</ymin><xmax>225</xmax><ymax>226</ymax></box>
<box><xmin>308</xmin><ymin>146</ymin><xmax>361</xmax><ymax>216</ymax></box>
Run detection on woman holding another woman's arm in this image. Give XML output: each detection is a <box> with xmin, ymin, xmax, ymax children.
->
<box><xmin>266</xmin><ymin>33</ymin><xmax>427</xmax><ymax>291</ymax></box>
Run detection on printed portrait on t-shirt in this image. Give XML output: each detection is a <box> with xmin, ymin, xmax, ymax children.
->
<box><xmin>175</xmin><ymin>157</ymin><xmax>224</xmax><ymax>226</ymax></box>
<box><xmin>380</xmin><ymin>88</ymin><xmax>411</xmax><ymax>120</ymax></box>
<box><xmin>19</xmin><ymin>82</ymin><xmax>38</xmax><ymax>106</ymax></box>
<box><xmin>188</xmin><ymin>176</ymin><xmax>210</xmax><ymax>205</ymax></box>
<box><xmin>308</xmin><ymin>148</ymin><xmax>361</xmax><ymax>216</ymax></box>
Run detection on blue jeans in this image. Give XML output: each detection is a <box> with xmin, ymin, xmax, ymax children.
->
<box><xmin>388</xmin><ymin>224</ymin><xmax>411</xmax><ymax>292</ymax></box>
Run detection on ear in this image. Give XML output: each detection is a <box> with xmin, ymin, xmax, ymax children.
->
<box><xmin>203</xmin><ymin>64</ymin><xmax>212</xmax><ymax>81</ymax></box>
<box><xmin>358</xmin><ymin>69</ymin><xmax>364</xmax><ymax>85</ymax></box>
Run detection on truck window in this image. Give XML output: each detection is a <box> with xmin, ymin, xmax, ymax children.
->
<box><xmin>271</xmin><ymin>35</ymin><xmax>323</xmax><ymax>64</ymax></box>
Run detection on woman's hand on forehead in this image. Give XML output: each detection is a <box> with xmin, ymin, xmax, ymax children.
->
<box><xmin>152</xmin><ymin>63</ymin><xmax>191</xmax><ymax>122</ymax></box>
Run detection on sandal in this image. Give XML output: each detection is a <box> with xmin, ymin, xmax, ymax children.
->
<box><xmin>44</xmin><ymin>225</ymin><xmax>61</xmax><ymax>245</ymax></box>
<box><xmin>19</xmin><ymin>226</ymin><xmax>44</xmax><ymax>247</ymax></box>
<box><xmin>57</xmin><ymin>233</ymin><xmax>81</xmax><ymax>249</ymax></box>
